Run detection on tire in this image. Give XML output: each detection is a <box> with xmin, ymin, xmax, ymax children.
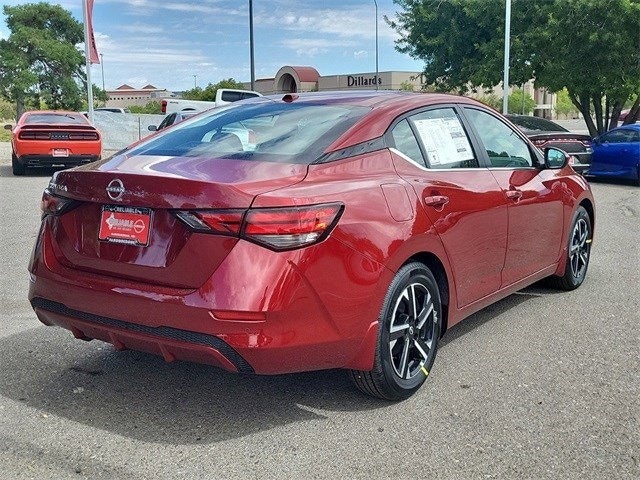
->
<box><xmin>349</xmin><ymin>262</ymin><xmax>442</xmax><ymax>401</ymax></box>
<box><xmin>11</xmin><ymin>152</ymin><xmax>25</xmax><ymax>176</ymax></box>
<box><xmin>547</xmin><ymin>206</ymin><xmax>592</xmax><ymax>290</ymax></box>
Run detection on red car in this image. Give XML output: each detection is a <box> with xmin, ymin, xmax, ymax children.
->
<box><xmin>28</xmin><ymin>92</ymin><xmax>595</xmax><ymax>400</ymax></box>
<box><xmin>7</xmin><ymin>110</ymin><xmax>101</xmax><ymax>176</ymax></box>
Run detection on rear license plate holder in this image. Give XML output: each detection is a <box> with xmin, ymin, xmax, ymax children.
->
<box><xmin>52</xmin><ymin>148</ymin><xmax>69</xmax><ymax>157</ymax></box>
<box><xmin>99</xmin><ymin>205</ymin><xmax>151</xmax><ymax>246</ymax></box>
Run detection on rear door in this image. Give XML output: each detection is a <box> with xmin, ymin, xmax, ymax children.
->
<box><xmin>389</xmin><ymin>106</ymin><xmax>508</xmax><ymax>308</ymax></box>
<box><xmin>462</xmin><ymin>107</ymin><xmax>564</xmax><ymax>286</ymax></box>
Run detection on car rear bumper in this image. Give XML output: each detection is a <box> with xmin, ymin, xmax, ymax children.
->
<box><xmin>17</xmin><ymin>154</ymin><xmax>100</xmax><ymax>168</ymax></box>
<box><xmin>28</xmin><ymin>220</ymin><xmax>384</xmax><ymax>374</ymax></box>
<box><xmin>31</xmin><ymin>297</ymin><xmax>253</xmax><ymax>373</ymax></box>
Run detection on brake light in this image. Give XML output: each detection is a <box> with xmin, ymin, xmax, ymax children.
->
<box><xmin>175</xmin><ymin>203</ymin><xmax>344</xmax><ymax>251</ymax></box>
<box><xmin>19</xmin><ymin>131</ymin><xmax>50</xmax><ymax>140</ymax></box>
<box><xmin>161</xmin><ymin>100</ymin><xmax>167</xmax><ymax>113</ymax></box>
<box><xmin>175</xmin><ymin>210</ymin><xmax>244</xmax><ymax>235</ymax></box>
<box><xmin>41</xmin><ymin>189</ymin><xmax>78</xmax><ymax>219</ymax></box>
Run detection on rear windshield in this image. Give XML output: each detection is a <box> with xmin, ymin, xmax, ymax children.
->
<box><xmin>508</xmin><ymin>116</ymin><xmax>567</xmax><ymax>132</ymax></box>
<box><xmin>24</xmin><ymin>113</ymin><xmax>87</xmax><ymax>125</ymax></box>
<box><xmin>127</xmin><ymin>102</ymin><xmax>369</xmax><ymax>164</ymax></box>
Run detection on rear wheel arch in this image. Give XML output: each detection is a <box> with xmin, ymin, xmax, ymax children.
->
<box><xmin>579</xmin><ymin>198</ymin><xmax>595</xmax><ymax>233</ymax></box>
<box><xmin>403</xmin><ymin>252</ymin><xmax>450</xmax><ymax>336</ymax></box>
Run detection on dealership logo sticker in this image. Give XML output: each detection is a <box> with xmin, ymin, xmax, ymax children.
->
<box><xmin>99</xmin><ymin>205</ymin><xmax>151</xmax><ymax>246</ymax></box>
<box><xmin>106</xmin><ymin>179</ymin><xmax>125</xmax><ymax>201</ymax></box>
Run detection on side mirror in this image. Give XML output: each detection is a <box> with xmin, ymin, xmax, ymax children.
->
<box><xmin>544</xmin><ymin>147</ymin><xmax>569</xmax><ymax>169</ymax></box>
<box><xmin>4</xmin><ymin>124</ymin><xmax>13</xmax><ymax>130</ymax></box>
<box><xmin>147</xmin><ymin>125</ymin><xmax>157</xmax><ymax>131</ymax></box>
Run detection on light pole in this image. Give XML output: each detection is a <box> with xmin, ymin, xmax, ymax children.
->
<box><xmin>502</xmin><ymin>0</ymin><xmax>511</xmax><ymax>114</ymax></box>
<box><xmin>100</xmin><ymin>53</ymin><xmax>105</xmax><ymax>92</ymax></box>
<box><xmin>373</xmin><ymin>0</ymin><xmax>378</xmax><ymax>90</ymax></box>
<box><xmin>193</xmin><ymin>74</ymin><xmax>197</xmax><ymax>89</ymax></box>
<box><xmin>249</xmin><ymin>0</ymin><xmax>255</xmax><ymax>91</ymax></box>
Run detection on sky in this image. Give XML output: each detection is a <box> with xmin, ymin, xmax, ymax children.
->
<box><xmin>0</xmin><ymin>0</ymin><xmax>425</xmax><ymax>92</ymax></box>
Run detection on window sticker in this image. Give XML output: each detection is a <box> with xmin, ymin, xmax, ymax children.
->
<box><xmin>413</xmin><ymin>117</ymin><xmax>474</xmax><ymax>166</ymax></box>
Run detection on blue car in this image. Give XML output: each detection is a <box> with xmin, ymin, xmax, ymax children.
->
<box><xmin>588</xmin><ymin>124</ymin><xmax>640</xmax><ymax>185</ymax></box>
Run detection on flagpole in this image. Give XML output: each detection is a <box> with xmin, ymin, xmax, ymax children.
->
<box><xmin>82</xmin><ymin>0</ymin><xmax>95</xmax><ymax>124</ymax></box>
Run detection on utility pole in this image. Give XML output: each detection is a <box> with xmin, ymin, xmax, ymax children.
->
<box><xmin>502</xmin><ymin>0</ymin><xmax>511</xmax><ymax>114</ymax></box>
<box><xmin>373</xmin><ymin>0</ymin><xmax>379</xmax><ymax>90</ymax></box>
<box><xmin>249</xmin><ymin>0</ymin><xmax>255</xmax><ymax>90</ymax></box>
<box><xmin>100</xmin><ymin>53</ymin><xmax>105</xmax><ymax>91</ymax></box>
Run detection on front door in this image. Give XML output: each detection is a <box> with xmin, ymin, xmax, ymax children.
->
<box><xmin>463</xmin><ymin>107</ymin><xmax>564</xmax><ymax>286</ymax></box>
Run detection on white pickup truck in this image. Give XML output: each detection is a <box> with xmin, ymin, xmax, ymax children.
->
<box><xmin>161</xmin><ymin>88</ymin><xmax>262</xmax><ymax>114</ymax></box>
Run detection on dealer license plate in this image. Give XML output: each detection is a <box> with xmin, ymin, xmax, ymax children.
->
<box><xmin>99</xmin><ymin>205</ymin><xmax>151</xmax><ymax>246</ymax></box>
<box><xmin>52</xmin><ymin>148</ymin><xmax>69</xmax><ymax>157</ymax></box>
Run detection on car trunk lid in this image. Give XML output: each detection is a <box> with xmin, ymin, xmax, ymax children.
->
<box><xmin>48</xmin><ymin>154</ymin><xmax>307</xmax><ymax>288</ymax></box>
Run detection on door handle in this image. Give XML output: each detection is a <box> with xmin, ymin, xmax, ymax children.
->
<box><xmin>506</xmin><ymin>189</ymin><xmax>523</xmax><ymax>201</ymax></box>
<box><xmin>423</xmin><ymin>195</ymin><xmax>449</xmax><ymax>208</ymax></box>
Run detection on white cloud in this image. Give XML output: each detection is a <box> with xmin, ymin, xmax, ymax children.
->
<box><xmin>353</xmin><ymin>50</ymin><xmax>368</xmax><ymax>59</ymax></box>
<box><xmin>117</xmin><ymin>24</ymin><xmax>163</xmax><ymax>34</ymax></box>
<box><xmin>258</xmin><ymin>6</ymin><xmax>397</xmax><ymax>41</ymax></box>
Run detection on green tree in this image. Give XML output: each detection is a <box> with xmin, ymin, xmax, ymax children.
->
<box><xmin>0</xmin><ymin>3</ymin><xmax>86</xmax><ymax>118</ymax></box>
<box><xmin>555</xmin><ymin>88</ymin><xmax>579</xmax><ymax>118</ymax></box>
<box><xmin>508</xmin><ymin>90</ymin><xmax>536</xmax><ymax>115</ymax></box>
<box><xmin>478</xmin><ymin>91</ymin><xmax>535</xmax><ymax>114</ymax></box>
<box><xmin>389</xmin><ymin>0</ymin><xmax>640</xmax><ymax>135</ymax></box>
<box><xmin>129</xmin><ymin>101</ymin><xmax>162</xmax><ymax>114</ymax></box>
<box><xmin>182</xmin><ymin>78</ymin><xmax>246</xmax><ymax>101</ymax></box>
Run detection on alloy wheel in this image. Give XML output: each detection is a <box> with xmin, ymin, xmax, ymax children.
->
<box><xmin>388</xmin><ymin>283</ymin><xmax>437</xmax><ymax>380</ymax></box>
<box><xmin>569</xmin><ymin>217</ymin><xmax>590</xmax><ymax>279</ymax></box>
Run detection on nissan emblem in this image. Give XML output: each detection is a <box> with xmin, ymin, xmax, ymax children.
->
<box><xmin>106</xmin><ymin>179</ymin><xmax>125</xmax><ymax>201</ymax></box>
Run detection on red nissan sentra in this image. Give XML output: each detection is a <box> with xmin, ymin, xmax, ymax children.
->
<box><xmin>28</xmin><ymin>92</ymin><xmax>595</xmax><ymax>400</ymax></box>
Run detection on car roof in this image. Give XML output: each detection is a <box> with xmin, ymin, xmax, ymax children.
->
<box><xmin>244</xmin><ymin>91</ymin><xmax>485</xmax><ymax>149</ymax></box>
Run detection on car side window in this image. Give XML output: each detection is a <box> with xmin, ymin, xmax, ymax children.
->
<box><xmin>601</xmin><ymin>130</ymin><xmax>634</xmax><ymax>143</ymax></box>
<box><xmin>158</xmin><ymin>113</ymin><xmax>175</xmax><ymax>130</ymax></box>
<box><xmin>390</xmin><ymin>119</ymin><xmax>427</xmax><ymax>167</ymax></box>
<box><xmin>409</xmin><ymin>108</ymin><xmax>478</xmax><ymax>169</ymax></box>
<box><xmin>465</xmin><ymin>108</ymin><xmax>533</xmax><ymax>168</ymax></box>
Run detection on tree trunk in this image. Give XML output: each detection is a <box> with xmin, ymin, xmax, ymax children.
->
<box><xmin>593</xmin><ymin>93</ymin><xmax>604</xmax><ymax>135</ymax></box>
<box><xmin>623</xmin><ymin>95</ymin><xmax>640</xmax><ymax>125</ymax></box>
<box><xmin>570</xmin><ymin>92</ymin><xmax>598</xmax><ymax>137</ymax></box>
<box><xmin>15</xmin><ymin>97</ymin><xmax>25</xmax><ymax>121</ymax></box>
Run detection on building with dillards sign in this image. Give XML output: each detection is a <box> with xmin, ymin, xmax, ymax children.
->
<box><xmin>245</xmin><ymin>65</ymin><xmax>557</xmax><ymax>118</ymax></box>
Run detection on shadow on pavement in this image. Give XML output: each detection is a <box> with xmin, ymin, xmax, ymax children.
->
<box><xmin>0</xmin><ymin>284</ymin><xmax>556</xmax><ymax>445</ymax></box>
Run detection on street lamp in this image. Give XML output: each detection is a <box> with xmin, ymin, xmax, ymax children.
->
<box><xmin>100</xmin><ymin>53</ymin><xmax>105</xmax><ymax>92</ymax></box>
<box><xmin>373</xmin><ymin>0</ymin><xmax>379</xmax><ymax>90</ymax></box>
<box><xmin>193</xmin><ymin>74</ymin><xmax>197</xmax><ymax>89</ymax></box>
<box><xmin>502</xmin><ymin>0</ymin><xmax>511</xmax><ymax>114</ymax></box>
<box><xmin>249</xmin><ymin>0</ymin><xmax>255</xmax><ymax>91</ymax></box>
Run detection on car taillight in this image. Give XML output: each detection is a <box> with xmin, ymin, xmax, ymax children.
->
<box><xmin>244</xmin><ymin>204</ymin><xmax>343</xmax><ymax>250</ymax></box>
<box><xmin>68</xmin><ymin>131</ymin><xmax>99</xmax><ymax>140</ymax></box>
<box><xmin>175</xmin><ymin>210</ymin><xmax>244</xmax><ymax>235</ymax></box>
<box><xmin>19</xmin><ymin>131</ymin><xmax>50</xmax><ymax>140</ymax></box>
<box><xmin>161</xmin><ymin>100</ymin><xmax>167</xmax><ymax>114</ymax></box>
<box><xmin>41</xmin><ymin>189</ymin><xmax>79</xmax><ymax>219</ymax></box>
<box><xmin>175</xmin><ymin>203</ymin><xmax>344</xmax><ymax>251</ymax></box>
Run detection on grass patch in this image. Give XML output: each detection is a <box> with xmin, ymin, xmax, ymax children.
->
<box><xmin>0</xmin><ymin>119</ymin><xmax>13</xmax><ymax>142</ymax></box>
<box><xmin>0</xmin><ymin>129</ymin><xmax>11</xmax><ymax>142</ymax></box>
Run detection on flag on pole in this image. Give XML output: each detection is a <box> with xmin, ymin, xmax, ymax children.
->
<box><xmin>86</xmin><ymin>0</ymin><xmax>100</xmax><ymax>64</ymax></box>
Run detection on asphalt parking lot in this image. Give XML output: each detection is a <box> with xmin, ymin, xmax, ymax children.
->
<box><xmin>0</xmin><ymin>141</ymin><xmax>638</xmax><ymax>479</ymax></box>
